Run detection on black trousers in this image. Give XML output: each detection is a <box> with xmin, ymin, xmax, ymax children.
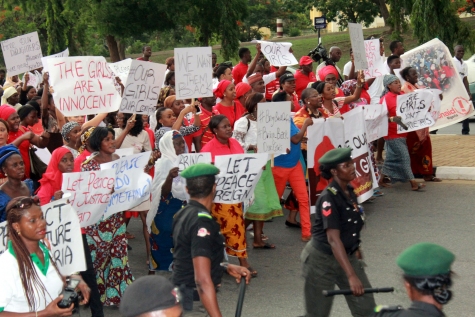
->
<box><xmin>80</xmin><ymin>234</ymin><xmax>104</xmax><ymax>317</ymax></box>
<box><xmin>462</xmin><ymin>119</ymin><xmax>470</xmax><ymax>134</ymax></box>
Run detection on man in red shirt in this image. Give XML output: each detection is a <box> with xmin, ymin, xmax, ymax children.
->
<box><xmin>137</xmin><ymin>46</ymin><xmax>152</xmax><ymax>61</ymax></box>
<box><xmin>295</xmin><ymin>56</ymin><xmax>317</xmax><ymax>100</ymax></box>
<box><xmin>232</xmin><ymin>47</ymin><xmax>251</xmax><ymax>84</ymax></box>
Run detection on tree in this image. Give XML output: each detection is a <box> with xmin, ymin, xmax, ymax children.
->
<box><xmin>310</xmin><ymin>0</ymin><xmax>380</xmax><ymax>30</ymax></box>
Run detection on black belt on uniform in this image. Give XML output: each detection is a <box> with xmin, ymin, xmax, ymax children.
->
<box><xmin>311</xmin><ymin>237</ymin><xmax>360</xmax><ymax>256</ymax></box>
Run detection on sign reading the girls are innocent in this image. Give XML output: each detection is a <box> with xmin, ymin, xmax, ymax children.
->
<box><xmin>257</xmin><ymin>101</ymin><xmax>291</xmax><ymax>155</ymax></box>
<box><xmin>47</xmin><ymin>56</ymin><xmax>122</xmax><ymax>116</ymax></box>
<box><xmin>174</xmin><ymin>47</ymin><xmax>213</xmax><ymax>100</ymax></box>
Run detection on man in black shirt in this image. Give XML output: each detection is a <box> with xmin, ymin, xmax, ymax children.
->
<box><xmin>172</xmin><ymin>163</ymin><xmax>250</xmax><ymax>316</ymax></box>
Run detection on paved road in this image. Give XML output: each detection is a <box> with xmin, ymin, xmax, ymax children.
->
<box><xmin>94</xmin><ymin>180</ymin><xmax>474</xmax><ymax>317</ymax></box>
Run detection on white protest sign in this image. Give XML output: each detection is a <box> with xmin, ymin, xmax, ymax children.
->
<box><xmin>115</xmin><ymin>147</ymin><xmax>134</xmax><ymax>158</ymax></box>
<box><xmin>119</xmin><ymin>60</ymin><xmax>167</xmax><ymax>115</ymax></box>
<box><xmin>0</xmin><ymin>221</ymin><xmax>7</xmax><ymax>255</ymax></box>
<box><xmin>255</xmin><ymin>41</ymin><xmax>298</xmax><ymax>66</ymax></box>
<box><xmin>109</xmin><ymin>59</ymin><xmax>131</xmax><ymax>84</ymax></box>
<box><xmin>175</xmin><ymin>153</ymin><xmax>212</xmax><ymax>172</ymax></box>
<box><xmin>348</xmin><ymin>23</ymin><xmax>368</xmax><ymax>70</ymax></box>
<box><xmin>1</xmin><ymin>32</ymin><xmax>43</xmax><ymax>76</ymax></box>
<box><xmin>364</xmin><ymin>103</ymin><xmax>388</xmax><ymax>142</ymax></box>
<box><xmin>174</xmin><ymin>47</ymin><xmax>213</xmax><ymax>99</ymax></box>
<box><xmin>430</xmin><ymin>89</ymin><xmax>443</xmax><ymax>121</ymax></box>
<box><xmin>343</xmin><ymin>107</ymin><xmax>375</xmax><ymax>203</ymax></box>
<box><xmin>33</xmin><ymin>146</ymin><xmax>51</xmax><ymax>164</ymax></box>
<box><xmin>396</xmin><ymin>89</ymin><xmax>435</xmax><ymax>133</ymax></box>
<box><xmin>214</xmin><ymin>153</ymin><xmax>267</xmax><ymax>204</ymax></box>
<box><xmin>43</xmin><ymin>198</ymin><xmax>86</xmax><ymax>275</ymax></box>
<box><xmin>25</xmin><ymin>72</ymin><xmax>39</xmax><ymax>88</ymax></box>
<box><xmin>400</xmin><ymin>38</ymin><xmax>473</xmax><ymax>130</ymax></box>
<box><xmin>41</xmin><ymin>48</ymin><xmax>69</xmax><ymax>73</ymax></box>
<box><xmin>62</xmin><ymin>169</ymin><xmax>115</xmax><ymax>227</ymax></box>
<box><xmin>363</xmin><ymin>39</ymin><xmax>385</xmax><ymax>79</ymax></box>
<box><xmin>257</xmin><ymin>101</ymin><xmax>291</xmax><ymax>155</ymax></box>
<box><xmin>101</xmin><ymin>151</ymin><xmax>152</xmax><ymax>217</ymax></box>
<box><xmin>47</xmin><ymin>56</ymin><xmax>121</xmax><ymax>116</ymax></box>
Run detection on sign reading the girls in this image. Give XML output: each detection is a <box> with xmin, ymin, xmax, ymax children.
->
<box><xmin>101</xmin><ymin>151</ymin><xmax>152</xmax><ymax>217</ymax></box>
<box><xmin>43</xmin><ymin>198</ymin><xmax>86</xmax><ymax>275</ymax></box>
<box><xmin>61</xmin><ymin>169</ymin><xmax>116</xmax><ymax>227</ymax></box>
<box><xmin>47</xmin><ymin>56</ymin><xmax>122</xmax><ymax>116</ymax></box>
<box><xmin>174</xmin><ymin>47</ymin><xmax>213</xmax><ymax>99</ymax></box>
<box><xmin>257</xmin><ymin>101</ymin><xmax>290</xmax><ymax>154</ymax></box>
<box><xmin>1</xmin><ymin>31</ymin><xmax>43</xmax><ymax>76</ymax></box>
<box><xmin>41</xmin><ymin>48</ymin><xmax>69</xmax><ymax>73</ymax></box>
<box><xmin>214</xmin><ymin>153</ymin><xmax>267</xmax><ymax>204</ymax></box>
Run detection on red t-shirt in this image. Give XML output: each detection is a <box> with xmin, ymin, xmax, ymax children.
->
<box><xmin>380</xmin><ymin>91</ymin><xmax>407</xmax><ymax>140</ymax></box>
<box><xmin>294</xmin><ymin>70</ymin><xmax>317</xmax><ymax>100</ymax></box>
<box><xmin>213</xmin><ymin>102</ymin><xmax>245</xmax><ymax>128</ymax></box>
<box><xmin>74</xmin><ymin>149</ymin><xmax>91</xmax><ymax>172</ymax></box>
<box><xmin>200</xmin><ymin>137</ymin><xmax>244</xmax><ymax>162</ymax></box>
<box><xmin>190</xmin><ymin>106</ymin><xmax>219</xmax><ymax>150</ymax></box>
<box><xmin>136</xmin><ymin>57</ymin><xmax>150</xmax><ymax>61</ymax></box>
<box><xmin>265</xmin><ymin>66</ymin><xmax>280</xmax><ymax>101</ymax></box>
<box><xmin>232</xmin><ymin>61</ymin><xmax>248</xmax><ymax>85</ymax></box>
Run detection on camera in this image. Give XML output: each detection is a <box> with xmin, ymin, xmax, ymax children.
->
<box><xmin>308</xmin><ymin>43</ymin><xmax>333</xmax><ymax>65</ymax></box>
<box><xmin>58</xmin><ymin>278</ymin><xmax>80</xmax><ymax>312</ymax></box>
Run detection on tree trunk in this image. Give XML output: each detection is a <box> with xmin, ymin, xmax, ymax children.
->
<box><xmin>117</xmin><ymin>40</ymin><xmax>126</xmax><ymax>61</ymax></box>
<box><xmin>106</xmin><ymin>35</ymin><xmax>120</xmax><ymax>62</ymax></box>
<box><xmin>374</xmin><ymin>0</ymin><xmax>391</xmax><ymax>30</ymax></box>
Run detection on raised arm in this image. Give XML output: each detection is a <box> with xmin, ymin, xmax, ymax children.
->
<box><xmin>245</xmin><ymin>44</ymin><xmax>262</xmax><ymax>78</ymax></box>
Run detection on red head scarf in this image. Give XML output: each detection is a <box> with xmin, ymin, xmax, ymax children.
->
<box><xmin>213</xmin><ymin>80</ymin><xmax>232</xmax><ymax>99</ymax></box>
<box><xmin>247</xmin><ymin>73</ymin><xmax>263</xmax><ymax>86</ymax></box>
<box><xmin>164</xmin><ymin>95</ymin><xmax>176</xmax><ymax>108</ymax></box>
<box><xmin>235</xmin><ymin>82</ymin><xmax>252</xmax><ymax>99</ymax></box>
<box><xmin>318</xmin><ymin>66</ymin><xmax>339</xmax><ymax>81</ymax></box>
<box><xmin>0</xmin><ymin>105</ymin><xmax>16</xmax><ymax>121</ymax></box>
<box><xmin>39</xmin><ymin>147</ymin><xmax>72</xmax><ymax>197</ymax></box>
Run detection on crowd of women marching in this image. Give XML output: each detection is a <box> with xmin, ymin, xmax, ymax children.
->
<box><xmin>0</xmin><ymin>35</ymin><xmax>461</xmax><ymax>317</ymax></box>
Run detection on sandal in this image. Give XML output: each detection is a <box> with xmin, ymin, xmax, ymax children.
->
<box><xmin>285</xmin><ymin>220</ymin><xmax>301</xmax><ymax>228</ymax></box>
<box><xmin>424</xmin><ymin>176</ymin><xmax>442</xmax><ymax>182</ymax></box>
<box><xmin>411</xmin><ymin>183</ymin><xmax>426</xmax><ymax>191</ymax></box>
<box><xmin>261</xmin><ymin>234</ymin><xmax>269</xmax><ymax>241</ymax></box>
<box><xmin>253</xmin><ymin>242</ymin><xmax>275</xmax><ymax>249</ymax></box>
<box><xmin>246</xmin><ymin>266</ymin><xmax>258</xmax><ymax>278</ymax></box>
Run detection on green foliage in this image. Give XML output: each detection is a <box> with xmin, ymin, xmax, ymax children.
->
<box><xmin>386</xmin><ymin>0</ymin><xmax>413</xmax><ymax>40</ymax></box>
<box><xmin>288</xmin><ymin>27</ymin><xmax>302</xmax><ymax>37</ymax></box>
<box><xmin>311</xmin><ymin>0</ymin><xmax>380</xmax><ymax>30</ymax></box>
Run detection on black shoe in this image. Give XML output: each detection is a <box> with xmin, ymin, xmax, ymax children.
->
<box><xmin>285</xmin><ymin>220</ymin><xmax>301</xmax><ymax>228</ymax></box>
<box><xmin>127</xmin><ymin>244</ymin><xmax>132</xmax><ymax>251</ymax></box>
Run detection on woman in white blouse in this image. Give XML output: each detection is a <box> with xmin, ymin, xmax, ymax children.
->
<box><xmin>233</xmin><ymin>93</ymin><xmax>283</xmax><ymax>249</ymax></box>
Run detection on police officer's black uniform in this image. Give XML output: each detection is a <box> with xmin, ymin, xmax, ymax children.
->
<box><xmin>172</xmin><ymin>200</ymin><xmax>225</xmax><ymax>311</ymax></box>
<box><xmin>373</xmin><ymin>301</ymin><xmax>445</xmax><ymax>316</ymax></box>
<box><xmin>301</xmin><ymin>180</ymin><xmax>375</xmax><ymax>317</ymax></box>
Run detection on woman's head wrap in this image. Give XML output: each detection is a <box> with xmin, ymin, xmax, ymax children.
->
<box><xmin>1</xmin><ymin>87</ymin><xmax>18</xmax><ymax>106</ymax></box>
<box><xmin>247</xmin><ymin>73</ymin><xmax>263</xmax><ymax>86</ymax></box>
<box><xmin>0</xmin><ymin>144</ymin><xmax>20</xmax><ymax>168</ymax></box>
<box><xmin>0</xmin><ymin>105</ymin><xmax>16</xmax><ymax>121</ymax></box>
<box><xmin>164</xmin><ymin>95</ymin><xmax>176</xmax><ymax>108</ymax></box>
<box><xmin>213</xmin><ymin>80</ymin><xmax>232</xmax><ymax>99</ymax></box>
<box><xmin>61</xmin><ymin>121</ymin><xmax>80</xmax><ymax>141</ymax></box>
<box><xmin>39</xmin><ymin>147</ymin><xmax>72</xmax><ymax>194</ymax></box>
<box><xmin>235</xmin><ymin>83</ymin><xmax>252</xmax><ymax>99</ymax></box>
<box><xmin>341</xmin><ymin>80</ymin><xmax>357</xmax><ymax>97</ymax></box>
<box><xmin>318</xmin><ymin>66</ymin><xmax>339</xmax><ymax>82</ymax></box>
<box><xmin>381</xmin><ymin>74</ymin><xmax>399</xmax><ymax>98</ymax></box>
<box><xmin>79</xmin><ymin>126</ymin><xmax>95</xmax><ymax>153</ymax></box>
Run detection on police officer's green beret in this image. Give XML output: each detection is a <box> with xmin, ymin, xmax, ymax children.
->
<box><xmin>180</xmin><ymin>163</ymin><xmax>220</xmax><ymax>179</ymax></box>
<box><xmin>318</xmin><ymin>148</ymin><xmax>353</xmax><ymax>165</ymax></box>
<box><xmin>397</xmin><ymin>243</ymin><xmax>455</xmax><ymax>276</ymax></box>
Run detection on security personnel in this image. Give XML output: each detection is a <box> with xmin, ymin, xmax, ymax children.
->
<box><xmin>301</xmin><ymin>148</ymin><xmax>376</xmax><ymax>317</ymax></box>
<box><xmin>172</xmin><ymin>163</ymin><xmax>251</xmax><ymax>316</ymax></box>
<box><xmin>373</xmin><ymin>243</ymin><xmax>455</xmax><ymax>316</ymax></box>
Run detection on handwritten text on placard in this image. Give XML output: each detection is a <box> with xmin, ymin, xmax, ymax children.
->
<box><xmin>41</xmin><ymin>48</ymin><xmax>69</xmax><ymax>73</ymax></box>
<box><xmin>257</xmin><ymin>101</ymin><xmax>290</xmax><ymax>154</ymax></box>
<box><xmin>0</xmin><ymin>221</ymin><xmax>7</xmax><ymax>255</ymax></box>
<box><xmin>47</xmin><ymin>56</ymin><xmax>121</xmax><ymax>116</ymax></box>
<box><xmin>396</xmin><ymin>89</ymin><xmax>435</xmax><ymax>133</ymax></box>
<box><xmin>1</xmin><ymin>32</ymin><xmax>43</xmax><ymax>76</ymax></box>
<box><xmin>363</xmin><ymin>39</ymin><xmax>384</xmax><ymax>79</ymax></box>
<box><xmin>175</xmin><ymin>153</ymin><xmax>212</xmax><ymax>172</ymax></box>
<box><xmin>255</xmin><ymin>41</ymin><xmax>298</xmax><ymax>66</ymax></box>
<box><xmin>214</xmin><ymin>154</ymin><xmax>267</xmax><ymax>204</ymax></box>
<box><xmin>174</xmin><ymin>47</ymin><xmax>213</xmax><ymax>99</ymax></box>
<box><xmin>348</xmin><ymin>23</ymin><xmax>368</xmax><ymax>71</ymax></box>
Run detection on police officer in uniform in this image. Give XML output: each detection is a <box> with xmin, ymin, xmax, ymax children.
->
<box><xmin>172</xmin><ymin>163</ymin><xmax>251</xmax><ymax>316</ymax></box>
<box><xmin>373</xmin><ymin>243</ymin><xmax>455</xmax><ymax>316</ymax></box>
<box><xmin>301</xmin><ymin>148</ymin><xmax>376</xmax><ymax>317</ymax></box>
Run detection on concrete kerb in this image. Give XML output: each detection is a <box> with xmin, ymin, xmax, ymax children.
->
<box><xmin>436</xmin><ymin>166</ymin><xmax>475</xmax><ymax>180</ymax></box>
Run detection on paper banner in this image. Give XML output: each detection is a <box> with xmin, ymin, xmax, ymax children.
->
<box><xmin>174</xmin><ymin>47</ymin><xmax>213</xmax><ymax>99</ymax></box>
<box><xmin>1</xmin><ymin>32</ymin><xmax>43</xmax><ymax>76</ymax></box>
<box><xmin>62</xmin><ymin>169</ymin><xmax>115</xmax><ymax>227</ymax></box>
<box><xmin>364</xmin><ymin>103</ymin><xmax>388</xmax><ymax>142</ymax></box>
<box><xmin>348</xmin><ymin>23</ymin><xmax>368</xmax><ymax>70</ymax></box>
<box><xmin>363</xmin><ymin>39</ymin><xmax>385</xmax><ymax>79</ymax></box>
<box><xmin>101</xmin><ymin>151</ymin><xmax>152</xmax><ymax>217</ymax></box>
<box><xmin>214</xmin><ymin>153</ymin><xmax>268</xmax><ymax>204</ymax></box>
<box><xmin>43</xmin><ymin>198</ymin><xmax>86</xmax><ymax>275</ymax></box>
<box><xmin>400</xmin><ymin>38</ymin><xmax>474</xmax><ymax>130</ymax></box>
<box><xmin>175</xmin><ymin>152</ymin><xmax>212</xmax><ymax>172</ymax></box>
<box><xmin>115</xmin><ymin>147</ymin><xmax>134</xmax><ymax>158</ymax></box>
<box><xmin>41</xmin><ymin>48</ymin><xmax>69</xmax><ymax>73</ymax></box>
<box><xmin>254</xmin><ymin>41</ymin><xmax>298</xmax><ymax>66</ymax></box>
<box><xmin>257</xmin><ymin>101</ymin><xmax>291</xmax><ymax>154</ymax></box>
<box><xmin>47</xmin><ymin>56</ymin><xmax>121</xmax><ymax>116</ymax></box>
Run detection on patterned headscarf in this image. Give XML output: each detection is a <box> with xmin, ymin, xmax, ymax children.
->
<box><xmin>341</xmin><ymin>80</ymin><xmax>357</xmax><ymax>96</ymax></box>
<box><xmin>79</xmin><ymin>126</ymin><xmax>95</xmax><ymax>153</ymax></box>
<box><xmin>381</xmin><ymin>74</ymin><xmax>399</xmax><ymax>98</ymax></box>
<box><xmin>61</xmin><ymin>121</ymin><xmax>80</xmax><ymax>141</ymax></box>
<box><xmin>158</xmin><ymin>86</ymin><xmax>173</xmax><ymax>107</ymax></box>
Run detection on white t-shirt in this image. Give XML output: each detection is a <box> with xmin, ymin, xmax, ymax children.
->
<box><xmin>343</xmin><ymin>61</ymin><xmax>353</xmax><ymax>77</ymax></box>
<box><xmin>233</xmin><ymin>117</ymin><xmax>257</xmax><ymax>151</ymax></box>
<box><xmin>0</xmin><ymin>242</ymin><xmax>63</xmax><ymax>313</ymax></box>
<box><xmin>114</xmin><ymin>128</ymin><xmax>152</xmax><ymax>154</ymax></box>
<box><xmin>453</xmin><ymin>56</ymin><xmax>468</xmax><ymax>80</ymax></box>
<box><xmin>368</xmin><ymin>56</ymin><xmax>387</xmax><ymax>103</ymax></box>
<box><xmin>243</xmin><ymin>72</ymin><xmax>277</xmax><ymax>86</ymax></box>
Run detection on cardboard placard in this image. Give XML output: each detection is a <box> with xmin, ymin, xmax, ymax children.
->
<box><xmin>41</xmin><ymin>48</ymin><xmax>69</xmax><ymax>73</ymax></box>
<box><xmin>175</xmin><ymin>153</ymin><xmax>212</xmax><ymax>172</ymax></box>
<box><xmin>255</xmin><ymin>41</ymin><xmax>298</xmax><ymax>66</ymax></box>
<box><xmin>257</xmin><ymin>101</ymin><xmax>291</xmax><ymax>155</ymax></box>
<box><xmin>348</xmin><ymin>23</ymin><xmax>368</xmax><ymax>71</ymax></box>
<box><xmin>174</xmin><ymin>47</ymin><xmax>213</xmax><ymax>99</ymax></box>
<box><xmin>363</xmin><ymin>39</ymin><xmax>385</xmax><ymax>79</ymax></box>
<box><xmin>1</xmin><ymin>32</ymin><xmax>43</xmax><ymax>76</ymax></box>
<box><xmin>396</xmin><ymin>89</ymin><xmax>435</xmax><ymax>133</ymax></box>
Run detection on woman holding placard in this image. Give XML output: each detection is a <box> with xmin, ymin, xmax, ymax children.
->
<box><xmin>81</xmin><ymin>127</ymin><xmax>134</xmax><ymax>306</ymax></box>
<box><xmin>201</xmin><ymin>115</ymin><xmax>257</xmax><ymax>276</ymax></box>
<box><xmin>400</xmin><ymin>67</ymin><xmax>442</xmax><ymax>183</ymax></box>
<box><xmin>233</xmin><ymin>93</ymin><xmax>283</xmax><ymax>249</ymax></box>
<box><xmin>0</xmin><ymin>196</ymin><xmax>90</xmax><ymax>316</ymax></box>
<box><xmin>146</xmin><ymin>130</ymin><xmax>188</xmax><ymax>273</ymax></box>
<box><xmin>379</xmin><ymin>74</ymin><xmax>426</xmax><ymax>191</ymax></box>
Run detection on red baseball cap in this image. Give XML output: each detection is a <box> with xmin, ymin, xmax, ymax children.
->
<box><xmin>299</xmin><ymin>56</ymin><xmax>313</xmax><ymax>66</ymax></box>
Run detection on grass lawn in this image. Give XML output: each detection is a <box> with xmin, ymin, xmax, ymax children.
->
<box><xmin>133</xmin><ymin>17</ymin><xmax>475</xmax><ymax>72</ymax></box>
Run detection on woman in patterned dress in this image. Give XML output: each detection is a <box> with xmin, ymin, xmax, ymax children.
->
<box><xmin>80</xmin><ymin>127</ymin><xmax>134</xmax><ymax>306</ymax></box>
